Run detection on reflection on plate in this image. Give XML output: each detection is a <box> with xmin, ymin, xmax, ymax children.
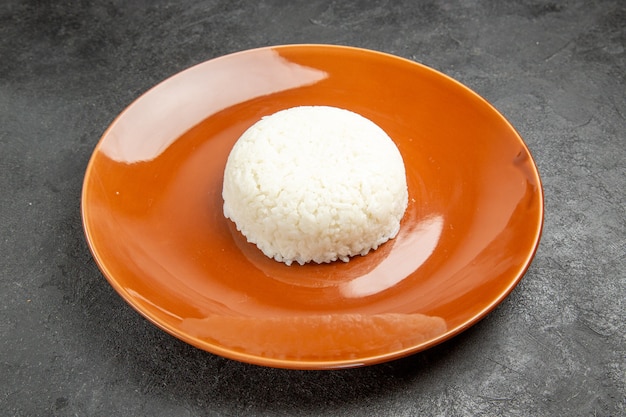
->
<box><xmin>81</xmin><ymin>45</ymin><xmax>543</xmax><ymax>369</ymax></box>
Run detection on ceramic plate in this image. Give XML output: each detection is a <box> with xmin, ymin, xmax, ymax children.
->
<box><xmin>82</xmin><ymin>45</ymin><xmax>543</xmax><ymax>369</ymax></box>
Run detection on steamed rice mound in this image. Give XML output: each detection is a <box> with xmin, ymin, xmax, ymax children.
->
<box><xmin>222</xmin><ymin>106</ymin><xmax>408</xmax><ymax>266</ymax></box>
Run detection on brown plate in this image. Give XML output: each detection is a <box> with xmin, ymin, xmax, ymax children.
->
<box><xmin>82</xmin><ymin>45</ymin><xmax>544</xmax><ymax>369</ymax></box>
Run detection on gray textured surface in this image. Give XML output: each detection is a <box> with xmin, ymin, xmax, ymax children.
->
<box><xmin>1</xmin><ymin>1</ymin><xmax>624</xmax><ymax>416</ymax></box>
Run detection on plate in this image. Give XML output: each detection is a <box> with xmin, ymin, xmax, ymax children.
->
<box><xmin>82</xmin><ymin>45</ymin><xmax>543</xmax><ymax>369</ymax></box>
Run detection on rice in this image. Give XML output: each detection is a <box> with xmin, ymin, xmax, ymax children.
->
<box><xmin>222</xmin><ymin>106</ymin><xmax>408</xmax><ymax>266</ymax></box>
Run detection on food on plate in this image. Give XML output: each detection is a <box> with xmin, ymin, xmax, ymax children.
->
<box><xmin>222</xmin><ymin>106</ymin><xmax>408</xmax><ymax>265</ymax></box>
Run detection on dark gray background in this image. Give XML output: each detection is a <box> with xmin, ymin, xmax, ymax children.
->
<box><xmin>1</xmin><ymin>1</ymin><xmax>624</xmax><ymax>416</ymax></box>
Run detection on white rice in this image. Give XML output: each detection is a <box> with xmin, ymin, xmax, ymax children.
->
<box><xmin>222</xmin><ymin>106</ymin><xmax>408</xmax><ymax>266</ymax></box>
